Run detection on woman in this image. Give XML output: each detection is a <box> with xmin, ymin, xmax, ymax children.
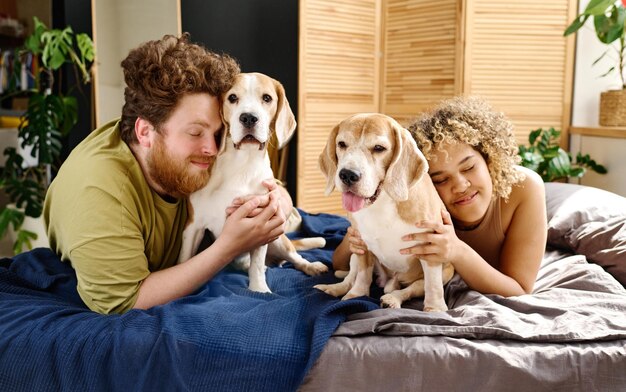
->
<box><xmin>333</xmin><ymin>96</ymin><xmax>547</xmax><ymax>297</ymax></box>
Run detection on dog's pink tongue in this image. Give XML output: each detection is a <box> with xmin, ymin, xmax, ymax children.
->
<box><xmin>342</xmin><ymin>192</ymin><xmax>366</xmax><ymax>212</ymax></box>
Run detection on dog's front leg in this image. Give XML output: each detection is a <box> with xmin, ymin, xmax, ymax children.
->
<box><xmin>314</xmin><ymin>253</ymin><xmax>359</xmax><ymax>297</ymax></box>
<box><xmin>420</xmin><ymin>259</ymin><xmax>447</xmax><ymax>312</ymax></box>
<box><xmin>178</xmin><ymin>225</ymin><xmax>205</xmax><ymax>264</ymax></box>
<box><xmin>248</xmin><ymin>245</ymin><xmax>271</xmax><ymax>293</ymax></box>
<box><xmin>342</xmin><ymin>252</ymin><xmax>375</xmax><ymax>300</ymax></box>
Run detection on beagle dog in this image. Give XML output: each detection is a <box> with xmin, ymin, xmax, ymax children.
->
<box><xmin>314</xmin><ymin>113</ymin><xmax>454</xmax><ymax>311</ymax></box>
<box><xmin>178</xmin><ymin>72</ymin><xmax>328</xmax><ymax>293</ymax></box>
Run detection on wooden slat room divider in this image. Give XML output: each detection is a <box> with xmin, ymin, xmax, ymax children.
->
<box><xmin>298</xmin><ymin>0</ymin><xmax>576</xmax><ymax>213</ymax></box>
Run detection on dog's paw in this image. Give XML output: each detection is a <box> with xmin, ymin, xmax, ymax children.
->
<box><xmin>380</xmin><ymin>294</ymin><xmax>402</xmax><ymax>309</ymax></box>
<box><xmin>341</xmin><ymin>287</ymin><xmax>368</xmax><ymax>301</ymax></box>
<box><xmin>249</xmin><ymin>282</ymin><xmax>272</xmax><ymax>293</ymax></box>
<box><xmin>303</xmin><ymin>261</ymin><xmax>328</xmax><ymax>276</ymax></box>
<box><xmin>315</xmin><ymin>283</ymin><xmax>349</xmax><ymax>298</ymax></box>
<box><xmin>423</xmin><ymin>299</ymin><xmax>448</xmax><ymax>312</ymax></box>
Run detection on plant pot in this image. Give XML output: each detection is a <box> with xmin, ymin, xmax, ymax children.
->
<box><xmin>599</xmin><ymin>89</ymin><xmax>626</xmax><ymax>127</ymax></box>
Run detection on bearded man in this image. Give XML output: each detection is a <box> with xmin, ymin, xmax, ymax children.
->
<box><xmin>44</xmin><ymin>34</ymin><xmax>290</xmax><ymax>314</ymax></box>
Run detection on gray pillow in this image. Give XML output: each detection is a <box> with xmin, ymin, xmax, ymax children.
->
<box><xmin>545</xmin><ymin>182</ymin><xmax>626</xmax><ymax>287</ymax></box>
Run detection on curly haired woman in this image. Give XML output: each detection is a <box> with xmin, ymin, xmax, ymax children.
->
<box><xmin>334</xmin><ymin>96</ymin><xmax>547</xmax><ymax>297</ymax></box>
<box><xmin>44</xmin><ymin>34</ymin><xmax>290</xmax><ymax>314</ymax></box>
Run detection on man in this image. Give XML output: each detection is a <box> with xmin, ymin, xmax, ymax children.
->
<box><xmin>44</xmin><ymin>34</ymin><xmax>290</xmax><ymax>314</ymax></box>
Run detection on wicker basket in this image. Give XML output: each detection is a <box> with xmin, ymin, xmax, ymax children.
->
<box><xmin>599</xmin><ymin>89</ymin><xmax>626</xmax><ymax>126</ymax></box>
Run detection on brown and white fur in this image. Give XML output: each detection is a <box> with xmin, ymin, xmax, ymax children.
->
<box><xmin>178</xmin><ymin>72</ymin><xmax>327</xmax><ymax>292</ymax></box>
<box><xmin>314</xmin><ymin>113</ymin><xmax>454</xmax><ymax>311</ymax></box>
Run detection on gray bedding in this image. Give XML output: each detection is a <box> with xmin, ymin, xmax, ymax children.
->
<box><xmin>300</xmin><ymin>183</ymin><xmax>626</xmax><ymax>391</ymax></box>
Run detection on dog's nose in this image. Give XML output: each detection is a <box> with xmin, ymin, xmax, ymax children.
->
<box><xmin>339</xmin><ymin>169</ymin><xmax>361</xmax><ymax>186</ymax></box>
<box><xmin>239</xmin><ymin>113</ymin><xmax>258</xmax><ymax>129</ymax></box>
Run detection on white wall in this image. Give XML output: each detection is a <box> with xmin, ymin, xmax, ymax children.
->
<box><xmin>92</xmin><ymin>0</ymin><xmax>180</xmax><ymax>126</ymax></box>
<box><xmin>571</xmin><ymin>0</ymin><xmax>624</xmax><ymax>126</ymax></box>
<box><xmin>570</xmin><ymin>0</ymin><xmax>626</xmax><ymax>197</ymax></box>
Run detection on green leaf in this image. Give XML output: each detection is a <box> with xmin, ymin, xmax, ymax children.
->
<box><xmin>546</xmin><ymin>150</ymin><xmax>572</xmax><ymax>181</ymax></box>
<box><xmin>60</xmin><ymin>96</ymin><xmax>78</xmax><ymax>136</ymax></box>
<box><xmin>528</xmin><ymin>129</ymin><xmax>542</xmax><ymax>145</ymax></box>
<box><xmin>575</xmin><ymin>152</ymin><xmax>608</xmax><ymax>174</ymax></box>
<box><xmin>592</xmin><ymin>49</ymin><xmax>610</xmax><ymax>66</ymax></box>
<box><xmin>584</xmin><ymin>0</ymin><xmax>619</xmax><ymax>15</ymax></box>
<box><xmin>564</xmin><ymin>15</ymin><xmax>589</xmax><ymax>36</ymax></box>
<box><xmin>77</xmin><ymin>33</ymin><xmax>95</xmax><ymax>62</ymax></box>
<box><xmin>568</xmin><ymin>167</ymin><xmax>585</xmax><ymax>178</ymax></box>
<box><xmin>18</xmin><ymin>92</ymin><xmax>69</xmax><ymax>165</ymax></box>
<box><xmin>0</xmin><ymin>207</ymin><xmax>25</xmax><ymax>239</ymax></box>
<box><xmin>14</xmin><ymin>229</ymin><xmax>38</xmax><ymax>254</ymax></box>
<box><xmin>594</xmin><ymin>8</ymin><xmax>625</xmax><ymax>44</ymax></box>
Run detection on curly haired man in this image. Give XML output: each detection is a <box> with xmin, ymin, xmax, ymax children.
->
<box><xmin>44</xmin><ymin>34</ymin><xmax>290</xmax><ymax>314</ymax></box>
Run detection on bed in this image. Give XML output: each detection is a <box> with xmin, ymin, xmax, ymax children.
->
<box><xmin>0</xmin><ymin>182</ymin><xmax>625</xmax><ymax>391</ymax></box>
<box><xmin>300</xmin><ymin>182</ymin><xmax>626</xmax><ymax>391</ymax></box>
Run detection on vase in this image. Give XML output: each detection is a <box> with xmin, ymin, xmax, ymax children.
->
<box><xmin>599</xmin><ymin>89</ymin><xmax>626</xmax><ymax>127</ymax></box>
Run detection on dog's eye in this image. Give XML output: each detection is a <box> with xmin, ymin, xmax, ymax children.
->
<box><xmin>228</xmin><ymin>94</ymin><xmax>238</xmax><ymax>103</ymax></box>
<box><xmin>262</xmin><ymin>94</ymin><xmax>272</xmax><ymax>103</ymax></box>
<box><xmin>372</xmin><ymin>145</ymin><xmax>386</xmax><ymax>153</ymax></box>
<box><xmin>337</xmin><ymin>141</ymin><xmax>347</xmax><ymax>149</ymax></box>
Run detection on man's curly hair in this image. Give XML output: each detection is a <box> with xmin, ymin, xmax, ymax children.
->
<box><xmin>119</xmin><ymin>33</ymin><xmax>240</xmax><ymax>144</ymax></box>
<box><xmin>407</xmin><ymin>96</ymin><xmax>524</xmax><ymax>200</ymax></box>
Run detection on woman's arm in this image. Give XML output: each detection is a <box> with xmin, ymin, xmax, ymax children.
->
<box><xmin>401</xmin><ymin>171</ymin><xmax>547</xmax><ymax>297</ymax></box>
<box><xmin>332</xmin><ymin>227</ymin><xmax>367</xmax><ymax>271</ymax></box>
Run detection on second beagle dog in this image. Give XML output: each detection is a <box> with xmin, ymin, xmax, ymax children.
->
<box><xmin>178</xmin><ymin>72</ymin><xmax>328</xmax><ymax>293</ymax></box>
<box><xmin>315</xmin><ymin>113</ymin><xmax>454</xmax><ymax>311</ymax></box>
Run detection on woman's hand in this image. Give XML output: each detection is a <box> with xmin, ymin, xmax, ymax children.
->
<box><xmin>346</xmin><ymin>226</ymin><xmax>368</xmax><ymax>255</ymax></box>
<box><xmin>399</xmin><ymin>209</ymin><xmax>462</xmax><ymax>264</ymax></box>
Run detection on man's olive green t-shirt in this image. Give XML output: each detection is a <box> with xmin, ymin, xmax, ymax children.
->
<box><xmin>43</xmin><ymin>119</ymin><xmax>188</xmax><ymax>314</ymax></box>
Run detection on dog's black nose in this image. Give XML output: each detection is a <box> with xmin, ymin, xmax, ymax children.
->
<box><xmin>339</xmin><ymin>169</ymin><xmax>361</xmax><ymax>186</ymax></box>
<box><xmin>239</xmin><ymin>113</ymin><xmax>258</xmax><ymax>129</ymax></box>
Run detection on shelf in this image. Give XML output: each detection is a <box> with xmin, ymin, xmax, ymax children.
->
<box><xmin>0</xmin><ymin>33</ymin><xmax>24</xmax><ymax>48</ymax></box>
<box><xmin>569</xmin><ymin>126</ymin><xmax>626</xmax><ymax>139</ymax></box>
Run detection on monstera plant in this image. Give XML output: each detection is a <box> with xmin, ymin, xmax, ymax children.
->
<box><xmin>0</xmin><ymin>17</ymin><xmax>94</xmax><ymax>254</ymax></box>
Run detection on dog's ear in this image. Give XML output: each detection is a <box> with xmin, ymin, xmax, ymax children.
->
<box><xmin>218</xmin><ymin>102</ymin><xmax>229</xmax><ymax>154</ymax></box>
<box><xmin>383</xmin><ymin>121</ymin><xmax>428</xmax><ymax>201</ymax></box>
<box><xmin>272</xmin><ymin>79</ymin><xmax>297</xmax><ymax>149</ymax></box>
<box><xmin>318</xmin><ymin>123</ymin><xmax>340</xmax><ymax>196</ymax></box>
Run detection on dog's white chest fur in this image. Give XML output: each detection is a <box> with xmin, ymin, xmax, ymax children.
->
<box><xmin>189</xmin><ymin>144</ymin><xmax>271</xmax><ymax>234</ymax></box>
<box><xmin>352</xmin><ymin>191</ymin><xmax>426</xmax><ymax>273</ymax></box>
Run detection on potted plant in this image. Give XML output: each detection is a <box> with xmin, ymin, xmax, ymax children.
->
<box><xmin>0</xmin><ymin>17</ymin><xmax>94</xmax><ymax>254</ymax></box>
<box><xmin>564</xmin><ymin>0</ymin><xmax>626</xmax><ymax>126</ymax></box>
<box><xmin>518</xmin><ymin>127</ymin><xmax>608</xmax><ymax>182</ymax></box>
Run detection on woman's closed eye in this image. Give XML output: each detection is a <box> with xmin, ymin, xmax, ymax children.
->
<box><xmin>431</xmin><ymin>176</ymin><xmax>447</xmax><ymax>185</ymax></box>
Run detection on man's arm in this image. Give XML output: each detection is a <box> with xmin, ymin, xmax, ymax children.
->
<box><xmin>133</xmin><ymin>193</ymin><xmax>286</xmax><ymax>309</ymax></box>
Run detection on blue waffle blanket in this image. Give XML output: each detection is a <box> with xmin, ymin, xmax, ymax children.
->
<box><xmin>0</xmin><ymin>210</ymin><xmax>378</xmax><ymax>392</ymax></box>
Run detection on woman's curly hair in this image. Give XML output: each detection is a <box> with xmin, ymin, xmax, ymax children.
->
<box><xmin>119</xmin><ymin>33</ymin><xmax>240</xmax><ymax>144</ymax></box>
<box><xmin>407</xmin><ymin>96</ymin><xmax>524</xmax><ymax>200</ymax></box>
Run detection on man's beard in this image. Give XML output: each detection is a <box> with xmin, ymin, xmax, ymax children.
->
<box><xmin>146</xmin><ymin>135</ymin><xmax>214</xmax><ymax>198</ymax></box>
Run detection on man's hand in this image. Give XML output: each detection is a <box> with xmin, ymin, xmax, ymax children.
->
<box><xmin>225</xmin><ymin>179</ymin><xmax>290</xmax><ymax>217</ymax></box>
<box><xmin>217</xmin><ymin>191</ymin><xmax>286</xmax><ymax>258</ymax></box>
